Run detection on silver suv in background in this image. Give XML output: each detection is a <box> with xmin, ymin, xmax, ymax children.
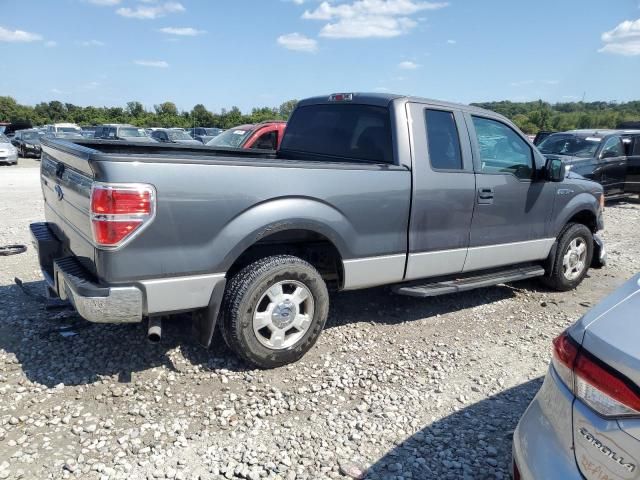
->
<box><xmin>513</xmin><ymin>273</ymin><xmax>640</xmax><ymax>479</ymax></box>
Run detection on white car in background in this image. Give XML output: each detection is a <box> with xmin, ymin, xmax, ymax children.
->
<box><xmin>46</xmin><ymin>123</ymin><xmax>83</xmax><ymax>139</ymax></box>
<box><xmin>0</xmin><ymin>133</ymin><xmax>19</xmax><ymax>165</ymax></box>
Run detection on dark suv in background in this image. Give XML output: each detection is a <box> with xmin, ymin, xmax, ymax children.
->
<box><xmin>94</xmin><ymin>124</ymin><xmax>155</xmax><ymax>143</ymax></box>
<box><xmin>537</xmin><ymin>129</ymin><xmax>640</xmax><ymax>198</ymax></box>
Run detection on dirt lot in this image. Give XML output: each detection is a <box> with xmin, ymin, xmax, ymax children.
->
<box><xmin>1</xmin><ymin>160</ymin><xmax>639</xmax><ymax>480</ymax></box>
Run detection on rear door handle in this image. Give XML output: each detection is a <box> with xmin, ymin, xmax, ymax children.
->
<box><xmin>478</xmin><ymin>187</ymin><xmax>494</xmax><ymax>204</ymax></box>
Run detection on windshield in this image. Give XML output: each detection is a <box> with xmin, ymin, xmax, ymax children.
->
<box><xmin>538</xmin><ymin>134</ymin><xmax>601</xmax><ymax>158</ymax></box>
<box><xmin>207</xmin><ymin>128</ymin><xmax>252</xmax><ymax>147</ymax></box>
<box><xmin>119</xmin><ymin>127</ymin><xmax>146</xmax><ymax>137</ymax></box>
<box><xmin>205</xmin><ymin>128</ymin><xmax>222</xmax><ymax>136</ymax></box>
<box><xmin>0</xmin><ymin>134</ymin><xmax>9</xmax><ymax>143</ymax></box>
<box><xmin>280</xmin><ymin>104</ymin><xmax>393</xmax><ymax>164</ymax></box>
<box><xmin>22</xmin><ymin>132</ymin><xmax>40</xmax><ymax>141</ymax></box>
<box><xmin>59</xmin><ymin>127</ymin><xmax>81</xmax><ymax>133</ymax></box>
<box><xmin>168</xmin><ymin>130</ymin><xmax>193</xmax><ymax>141</ymax></box>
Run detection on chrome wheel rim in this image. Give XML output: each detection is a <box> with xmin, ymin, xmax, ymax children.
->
<box><xmin>562</xmin><ymin>237</ymin><xmax>587</xmax><ymax>281</ymax></box>
<box><xmin>253</xmin><ymin>280</ymin><xmax>314</xmax><ymax>350</ymax></box>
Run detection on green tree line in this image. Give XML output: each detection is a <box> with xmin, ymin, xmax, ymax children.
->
<box><xmin>1</xmin><ymin>95</ymin><xmax>639</xmax><ymax>133</ymax></box>
<box><xmin>471</xmin><ymin>99</ymin><xmax>640</xmax><ymax>133</ymax></box>
<box><xmin>0</xmin><ymin>97</ymin><xmax>299</xmax><ymax>129</ymax></box>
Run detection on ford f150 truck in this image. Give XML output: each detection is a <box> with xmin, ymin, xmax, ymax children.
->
<box><xmin>31</xmin><ymin>93</ymin><xmax>606</xmax><ymax>368</ymax></box>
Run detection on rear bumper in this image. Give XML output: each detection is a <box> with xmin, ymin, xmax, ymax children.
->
<box><xmin>513</xmin><ymin>367</ymin><xmax>582</xmax><ymax>479</ymax></box>
<box><xmin>31</xmin><ymin>223</ymin><xmax>143</xmax><ymax>323</ymax></box>
<box><xmin>30</xmin><ymin>222</ymin><xmax>225</xmax><ymax>325</ymax></box>
<box><xmin>55</xmin><ymin>257</ymin><xmax>143</xmax><ymax>323</ymax></box>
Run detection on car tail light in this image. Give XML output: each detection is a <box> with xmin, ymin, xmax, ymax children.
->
<box><xmin>552</xmin><ymin>330</ymin><xmax>640</xmax><ymax>418</ymax></box>
<box><xmin>90</xmin><ymin>183</ymin><xmax>155</xmax><ymax>248</ymax></box>
<box><xmin>552</xmin><ymin>331</ymin><xmax>579</xmax><ymax>389</ymax></box>
<box><xmin>512</xmin><ymin>460</ymin><xmax>521</xmax><ymax>480</ymax></box>
<box><xmin>574</xmin><ymin>351</ymin><xmax>640</xmax><ymax>417</ymax></box>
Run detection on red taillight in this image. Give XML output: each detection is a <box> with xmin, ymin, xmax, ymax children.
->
<box><xmin>90</xmin><ymin>183</ymin><xmax>155</xmax><ymax>248</ymax></box>
<box><xmin>574</xmin><ymin>350</ymin><xmax>640</xmax><ymax>417</ymax></box>
<box><xmin>551</xmin><ymin>332</ymin><xmax>579</xmax><ymax>390</ymax></box>
<box><xmin>91</xmin><ymin>187</ymin><xmax>151</xmax><ymax>215</ymax></box>
<box><xmin>92</xmin><ymin>219</ymin><xmax>143</xmax><ymax>246</ymax></box>
<box><xmin>552</xmin><ymin>330</ymin><xmax>640</xmax><ymax>418</ymax></box>
<box><xmin>512</xmin><ymin>460</ymin><xmax>521</xmax><ymax>480</ymax></box>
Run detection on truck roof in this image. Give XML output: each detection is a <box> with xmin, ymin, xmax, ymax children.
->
<box><xmin>298</xmin><ymin>92</ymin><xmax>512</xmax><ymax>122</ymax></box>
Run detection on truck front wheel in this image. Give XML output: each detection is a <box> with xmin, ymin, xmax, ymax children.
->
<box><xmin>542</xmin><ymin>223</ymin><xmax>594</xmax><ymax>291</ymax></box>
<box><xmin>219</xmin><ymin>255</ymin><xmax>329</xmax><ymax>368</ymax></box>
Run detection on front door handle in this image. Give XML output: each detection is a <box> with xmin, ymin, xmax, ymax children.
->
<box><xmin>478</xmin><ymin>187</ymin><xmax>494</xmax><ymax>204</ymax></box>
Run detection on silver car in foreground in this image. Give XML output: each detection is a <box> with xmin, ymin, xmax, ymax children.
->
<box><xmin>513</xmin><ymin>273</ymin><xmax>640</xmax><ymax>479</ymax></box>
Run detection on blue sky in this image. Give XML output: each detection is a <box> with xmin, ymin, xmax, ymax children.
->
<box><xmin>1</xmin><ymin>0</ymin><xmax>640</xmax><ymax>112</ymax></box>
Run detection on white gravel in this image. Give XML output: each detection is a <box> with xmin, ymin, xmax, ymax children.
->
<box><xmin>1</xmin><ymin>161</ymin><xmax>639</xmax><ymax>480</ymax></box>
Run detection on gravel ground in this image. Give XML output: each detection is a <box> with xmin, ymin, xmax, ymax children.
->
<box><xmin>1</xmin><ymin>161</ymin><xmax>639</xmax><ymax>480</ymax></box>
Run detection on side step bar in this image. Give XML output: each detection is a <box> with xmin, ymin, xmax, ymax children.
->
<box><xmin>393</xmin><ymin>265</ymin><xmax>545</xmax><ymax>298</ymax></box>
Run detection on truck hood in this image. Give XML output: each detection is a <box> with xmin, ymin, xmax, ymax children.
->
<box><xmin>569</xmin><ymin>274</ymin><xmax>640</xmax><ymax>386</ymax></box>
<box><xmin>543</xmin><ymin>153</ymin><xmax>595</xmax><ymax>164</ymax></box>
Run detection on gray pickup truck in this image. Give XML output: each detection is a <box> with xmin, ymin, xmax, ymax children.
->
<box><xmin>31</xmin><ymin>93</ymin><xmax>606</xmax><ymax>368</ymax></box>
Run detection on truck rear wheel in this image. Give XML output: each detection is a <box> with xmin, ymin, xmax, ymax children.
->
<box><xmin>219</xmin><ymin>255</ymin><xmax>329</xmax><ymax>368</ymax></box>
<box><xmin>542</xmin><ymin>223</ymin><xmax>593</xmax><ymax>291</ymax></box>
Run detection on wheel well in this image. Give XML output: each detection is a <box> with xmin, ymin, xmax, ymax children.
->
<box><xmin>227</xmin><ymin>230</ymin><xmax>344</xmax><ymax>289</ymax></box>
<box><xmin>567</xmin><ymin>210</ymin><xmax>598</xmax><ymax>233</ymax></box>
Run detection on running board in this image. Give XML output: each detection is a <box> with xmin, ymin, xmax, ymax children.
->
<box><xmin>393</xmin><ymin>265</ymin><xmax>545</xmax><ymax>298</ymax></box>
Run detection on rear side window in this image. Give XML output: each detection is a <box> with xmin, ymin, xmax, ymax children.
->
<box><xmin>425</xmin><ymin>109</ymin><xmax>463</xmax><ymax>170</ymax></box>
<box><xmin>472</xmin><ymin>116</ymin><xmax>533</xmax><ymax>180</ymax></box>
<box><xmin>281</xmin><ymin>104</ymin><xmax>393</xmax><ymax>164</ymax></box>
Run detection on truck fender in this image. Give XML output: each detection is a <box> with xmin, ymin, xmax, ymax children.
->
<box><xmin>550</xmin><ymin>192</ymin><xmax>599</xmax><ymax>238</ymax></box>
<box><xmin>212</xmin><ymin>196</ymin><xmax>355</xmax><ymax>275</ymax></box>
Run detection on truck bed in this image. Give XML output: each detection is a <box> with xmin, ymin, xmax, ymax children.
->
<box><xmin>39</xmin><ymin>137</ymin><xmax>411</xmax><ymax>286</ymax></box>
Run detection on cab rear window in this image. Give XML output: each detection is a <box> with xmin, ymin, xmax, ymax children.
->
<box><xmin>281</xmin><ymin>104</ymin><xmax>393</xmax><ymax>164</ymax></box>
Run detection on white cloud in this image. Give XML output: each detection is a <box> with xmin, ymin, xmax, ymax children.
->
<box><xmin>599</xmin><ymin>18</ymin><xmax>640</xmax><ymax>56</ymax></box>
<box><xmin>87</xmin><ymin>0</ymin><xmax>121</xmax><ymax>5</ymax></box>
<box><xmin>134</xmin><ymin>59</ymin><xmax>169</xmax><ymax>68</ymax></box>
<box><xmin>82</xmin><ymin>81</ymin><xmax>101</xmax><ymax>90</ymax></box>
<box><xmin>398</xmin><ymin>60</ymin><xmax>419</xmax><ymax>69</ymax></box>
<box><xmin>159</xmin><ymin>27</ymin><xmax>205</xmax><ymax>36</ymax></box>
<box><xmin>45</xmin><ymin>40</ymin><xmax>58</xmax><ymax>47</ymax></box>
<box><xmin>117</xmin><ymin>2</ymin><xmax>185</xmax><ymax>19</ymax></box>
<box><xmin>302</xmin><ymin>0</ymin><xmax>448</xmax><ymax>39</ymax></box>
<box><xmin>446</xmin><ymin>39</ymin><xmax>456</xmax><ymax>44</ymax></box>
<box><xmin>277</xmin><ymin>32</ymin><xmax>318</xmax><ymax>52</ymax></box>
<box><xmin>0</xmin><ymin>26</ymin><xmax>43</xmax><ymax>42</ymax></box>
<box><xmin>80</xmin><ymin>39</ymin><xmax>105</xmax><ymax>47</ymax></box>
<box><xmin>510</xmin><ymin>79</ymin><xmax>559</xmax><ymax>87</ymax></box>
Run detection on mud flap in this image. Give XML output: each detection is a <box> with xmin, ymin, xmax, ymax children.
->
<box><xmin>591</xmin><ymin>233</ymin><xmax>607</xmax><ymax>268</ymax></box>
<box><xmin>192</xmin><ymin>278</ymin><xmax>227</xmax><ymax>348</ymax></box>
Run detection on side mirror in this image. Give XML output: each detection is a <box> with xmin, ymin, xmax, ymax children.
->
<box><xmin>545</xmin><ymin>157</ymin><xmax>565</xmax><ymax>182</ymax></box>
<box><xmin>601</xmin><ymin>150</ymin><xmax>617</xmax><ymax>160</ymax></box>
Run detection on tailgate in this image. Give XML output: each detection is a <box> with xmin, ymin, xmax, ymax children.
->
<box><xmin>40</xmin><ymin>139</ymin><xmax>96</xmax><ymax>274</ymax></box>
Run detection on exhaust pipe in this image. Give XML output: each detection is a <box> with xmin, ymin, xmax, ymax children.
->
<box><xmin>148</xmin><ymin>317</ymin><xmax>162</xmax><ymax>343</ymax></box>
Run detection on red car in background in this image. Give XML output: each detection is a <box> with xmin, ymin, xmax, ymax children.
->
<box><xmin>206</xmin><ymin>121</ymin><xmax>286</xmax><ymax>150</ymax></box>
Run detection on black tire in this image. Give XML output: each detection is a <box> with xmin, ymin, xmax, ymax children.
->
<box><xmin>219</xmin><ymin>255</ymin><xmax>329</xmax><ymax>369</ymax></box>
<box><xmin>542</xmin><ymin>223</ymin><xmax>593</xmax><ymax>291</ymax></box>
